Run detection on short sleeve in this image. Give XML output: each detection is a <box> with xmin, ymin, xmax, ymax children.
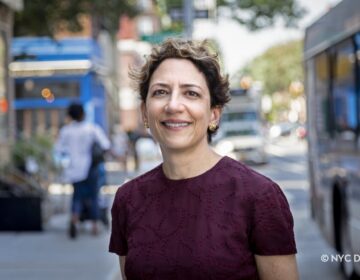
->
<box><xmin>109</xmin><ymin>187</ymin><xmax>129</xmax><ymax>256</ymax></box>
<box><xmin>250</xmin><ymin>182</ymin><xmax>297</xmax><ymax>255</ymax></box>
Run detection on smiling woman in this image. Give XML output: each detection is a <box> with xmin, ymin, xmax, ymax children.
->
<box><xmin>142</xmin><ymin>58</ymin><xmax>215</xmax><ymax>154</ymax></box>
<box><xmin>132</xmin><ymin>39</ymin><xmax>230</xmax><ymax>143</ymax></box>
<box><xmin>109</xmin><ymin>38</ymin><xmax>299</xmax><ymax>280</ymax></box>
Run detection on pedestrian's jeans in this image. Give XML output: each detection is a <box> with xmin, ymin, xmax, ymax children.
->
<box><xmin>72</xmin><ymin>166</ymin><xmax>99</xmax><ymax>220</ymax></box>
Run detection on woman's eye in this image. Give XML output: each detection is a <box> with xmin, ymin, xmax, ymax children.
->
<box><xmin>153</xmin><ymin>89</ymin><xmax>167</xmax><ymax>96</ymax></box>
<box><xmin>187</xmin><ymin>91</ymin><xmax>200</xmax><ymax>97</ymax></box>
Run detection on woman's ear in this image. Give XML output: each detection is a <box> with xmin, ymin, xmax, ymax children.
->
<box><xmin>211</xmin><ymin>106</ymin><xmax>222</xmax><ymax>124</ymax></box>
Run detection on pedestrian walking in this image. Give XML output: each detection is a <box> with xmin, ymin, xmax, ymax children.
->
<box><xmin>55</xmin><ymin>103</ymin><xmax>110</xmax><ymax>239</ymax></box>
<box><xmin>109</xmin><ymin>38</ymin><xmax>299</xmax><ymax>279</ymax></box>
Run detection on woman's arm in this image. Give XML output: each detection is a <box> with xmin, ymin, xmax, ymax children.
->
<box><xmin>255</xmin><ymin>254</ymin><xmax>299</xmax><ymax>280</ymax></box>
<box><xmin>119</xmin><ymin>256</ymin><xmax>126</xmax><ymax>280</ymax></box>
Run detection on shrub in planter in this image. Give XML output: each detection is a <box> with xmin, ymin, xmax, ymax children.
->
<box><xmin>0</xmin><ymin>134</ymin><xmax>59</xmax><ymax>231</ymax></box>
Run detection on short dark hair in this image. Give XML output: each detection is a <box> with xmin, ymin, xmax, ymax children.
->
<box><xmin>67</xmin><ymin>103</ymin><xmax>84</xmax><ymax>121</ymax></box>
<box><xmin>130</xmin><ymin>38</ymin><xmax>231</xmax><ymax>142</ymax></box>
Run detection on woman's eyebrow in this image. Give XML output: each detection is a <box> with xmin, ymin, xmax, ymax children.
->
<box><xmin>179</xmin><ymin>83</ymin><xmax>203</xmax><ymax>90</ymax></box>
<box><xmin>149</xmin><ymin>82</ymin><xmax>204</xmax><ymax>91</ymax></box>
<box><xmin>149</xmin><ymin>82</ymin><xmax>170</xmax><ymax>90</ymax></box>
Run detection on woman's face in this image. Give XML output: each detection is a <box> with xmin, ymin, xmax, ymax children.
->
<box><xmin>142</xmin><ymin>58</ymin><xmax>220</xmax><ymax>153</ymax></box>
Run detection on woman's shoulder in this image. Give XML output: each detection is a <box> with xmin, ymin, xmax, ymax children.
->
<box><xmin>219</xmin><ymin>156</ymin><xmax>279</xmax><ymax>196</ymax></box>
<box><xmin>113</xmin><ymin>164</ymin><xmax>163</xmax><ymax>203</ymax></box>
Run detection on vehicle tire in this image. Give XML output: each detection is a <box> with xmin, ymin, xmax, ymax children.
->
<box><xmin>340</xmin><ymin>214</ymin><xmax>360</xmax><ymax>280</ymax></box>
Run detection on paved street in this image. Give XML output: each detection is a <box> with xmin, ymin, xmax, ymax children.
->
<box><xmin>260</xmin><ymin>137</ymin><xmax>344</xmax><ymax>280</ymax></box>
<box><xmin>0</xmin><ymin>137</ymin><xmax>347</xmax><ymax>280</ymax></box>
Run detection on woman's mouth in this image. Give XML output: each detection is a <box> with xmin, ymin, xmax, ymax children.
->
<box><xmin>161</xmin><ymin>120</ymin><xmax>192</xmax><ymax>129</ymax></box>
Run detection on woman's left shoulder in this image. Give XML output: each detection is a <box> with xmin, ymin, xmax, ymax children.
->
<box><xmin>218</xmin><ymin>156</ymin><xmax>283</xmax><ymax>197</ymax></box>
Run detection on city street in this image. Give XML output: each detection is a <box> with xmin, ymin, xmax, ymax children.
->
<box><xmin>0</xmin><ymin>137</ymin><xmax>346</xmax><ymax>280</ymax></box>
<box><xmin>260</xmin><ymin>137</ymin><xmax>344</xmax><ymax>280</ymax></box>
<box><xmin>1</xmin><ymin>1</ymin><xmax>357</xmax><ymax>280</ymax></box>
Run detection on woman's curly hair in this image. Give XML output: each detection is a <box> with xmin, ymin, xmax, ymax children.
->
<box><xmin>130</xmin><ymin>38</ymin><xmax>231</xmax><ymax>142</ymax></box>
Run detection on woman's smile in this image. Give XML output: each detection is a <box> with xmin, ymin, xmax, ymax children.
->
<box><xmin>161</xmin><ymin>119</ymin><xmax>193</xmax><ymax>131</ymax></box>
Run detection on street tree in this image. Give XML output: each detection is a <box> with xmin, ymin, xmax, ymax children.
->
<box><xmin>217</xmin><ymin>0</ymin><xmax>306</xmax><ymax>30</ymax></box>
<box><xmin>15</xmin><ymin>0</ymin><xmax>306</xmax><ymax>37</ymax></box>
<box><xmin>243</xmin><ymin>39</ymin><xmax>303</xmax><ymax>96</ymax></box>
<box><xmin>14</xmin><ymin>0</ymin><xmax>138</xmax><ymax>37</ymax></box>
<box><xmin>242</xmin><ymin>40</ymin><xmax>304</xmax><ymax>122</ymax></box>
<box><xmin>160</xmin><ymin>0</ymin><xmax>306</xmax><ymax>31</ymax></box>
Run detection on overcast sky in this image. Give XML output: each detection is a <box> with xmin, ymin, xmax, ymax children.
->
<box><xmin>196</xmin><ymin>0</ymin><xmax>342</xmax><ymax>76</ymax></box>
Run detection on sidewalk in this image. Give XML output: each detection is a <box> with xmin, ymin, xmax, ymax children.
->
<box><xmin>0</xmin><ymin>154</ymin><xmax>161</xmax><ymax>280</ymax></box>
<box><xmin>0</xmin><ymin>209</ymin><xmax>121</xmax><ymax>280</ymax></box>
<box><xmin>0</xmin><ymin>165</ymin><xmax>131</xmax><ymax>280</ymax></box>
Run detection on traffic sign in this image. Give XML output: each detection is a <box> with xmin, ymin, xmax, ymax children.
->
<box><xmin>169</xmin><ymin>8</ymin><xmax>210</xmax><ymax>21</ymax></box>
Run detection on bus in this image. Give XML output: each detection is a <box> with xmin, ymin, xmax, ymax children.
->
<box><xmin>304</xmin><ymin>0</ymin><xmax>360</xmax><ymax>278</ymax></box>
<box><xmin>10</xmin><ymin>37</ymin><xmax>112</xmax><ymax>138</ymax></box>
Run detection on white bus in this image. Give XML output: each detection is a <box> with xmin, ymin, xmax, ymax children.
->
<box><xmin>304</xmin><ymin>0</ymin><xmax>360</xmax><ymax>278</ymax></box>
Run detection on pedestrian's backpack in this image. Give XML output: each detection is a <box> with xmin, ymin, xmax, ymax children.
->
<box><xmin>91</xmin><ymin>141</ymin><xmax>105</xmax><ymax>167</ymax></box>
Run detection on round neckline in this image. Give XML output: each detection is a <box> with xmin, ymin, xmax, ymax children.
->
<box><xmin>159</xmin><ymin>156</ymin><xmax>228</xmax><ymax>185</ymax></box>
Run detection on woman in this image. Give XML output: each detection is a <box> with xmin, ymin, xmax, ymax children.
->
<box><xmin>109</xmin><ymin>39</ymin><xmax>299</xmax><ymax>280</ymax></box>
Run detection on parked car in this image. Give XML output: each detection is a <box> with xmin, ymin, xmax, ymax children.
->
<box><xmin>213</xmin><ymin>123</ymin><xmax>268</xmax><ymax>165</ymax></box>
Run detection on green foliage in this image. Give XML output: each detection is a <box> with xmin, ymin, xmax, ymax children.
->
<box><xmin>14</xmin><ymin>0</ymin><xmax>138</xmax><ymax>37</ymax></box>
<box><xmin>219</xmin><ymin>0</ymin><xmax>306</xmax><ymax>30</ymax></box>
<box><xmin>243</xmin><ymin>40</ymin><xmax>303</xmax><ymax>96</ymax></box>
<box><xmin>164</xmin><ymin>0</ymin><xmax>182</xmax><ymax>8</ymax></box>
<box><xmin>162</xmin><ymin>0</ymin><xmax>306</xmax><ymax>30</ymax></box>
<box><xmin>10</xmin><ymin>134</ymin><xmax>58</xmax><ymax>177</ymax></box>
<box><xmin>15</xmin><ymin>0</ymin><xmax>306</xmax><ymax>37</ymax></box>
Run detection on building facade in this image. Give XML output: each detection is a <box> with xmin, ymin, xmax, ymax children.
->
<box><xmin>0</xmin><ymin>0</ymin><xmax>22</xmax><ymax>164</ymax></box>
<box><xmin>116</xmin><ymin>0</ymin><xmax>160</xmax><ymax>132</ymax></box>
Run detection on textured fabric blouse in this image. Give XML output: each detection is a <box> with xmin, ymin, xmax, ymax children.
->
<box><xmin>109</xmin><ymin>156</ymin><xmax>296</xmax><ymax>280</ymax></box>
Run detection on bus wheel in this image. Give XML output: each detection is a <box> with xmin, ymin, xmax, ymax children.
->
<box><xmin>340</xmin><ymin>215</ymin><xmax>360</xmax><ymax>280</ymax></box>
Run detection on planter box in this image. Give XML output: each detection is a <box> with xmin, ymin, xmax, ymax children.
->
<box><xmin>0</xmin><ymin>197</ymin><xmax>42</xmax><ymax>231</ymax></box>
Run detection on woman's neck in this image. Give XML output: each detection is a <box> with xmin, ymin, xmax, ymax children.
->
<box><xmin>160</xmin><ymin>144</ymin><xmax>222</xmax><ymax>180</ymax></box>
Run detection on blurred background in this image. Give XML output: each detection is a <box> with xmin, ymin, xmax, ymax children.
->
<box><xmin>1</xmin><ymin>0</ymin><xmax>360</xmax><ymax>279</ymax></box>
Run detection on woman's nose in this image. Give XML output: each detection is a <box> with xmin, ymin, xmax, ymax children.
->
<box><xmin>165</xmin><ymin>92</ymin><xmax>184</xmax><ymax>113</ymax></box>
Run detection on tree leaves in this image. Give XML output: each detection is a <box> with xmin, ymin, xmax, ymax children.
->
<box><xmin>14</xmin><ymin>0</ymin><xmax>138</xmax><ymax>37</ymax></box>
<box><xmin>221</xmin><ymin>0</ymin><xmax>306</xmax><ymax>30</ymax></box>
<box><xmin>14</xmin><ymin>0</ymin><xmax>306</xmax><ymax>37</ymax></box>
<box><xmin>243</xmin><ymin>40</ymin><xmax>303</xmax><ymax>96</ymax></box>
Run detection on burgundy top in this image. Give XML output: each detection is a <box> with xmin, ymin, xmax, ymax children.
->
<box><xmin>109</xmin><ymin>156</ymin><xmax>296</xmax><ymax>280</ymax></box>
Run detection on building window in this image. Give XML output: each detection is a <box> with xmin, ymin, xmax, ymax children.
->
<box><xmin>15</xmin><ymin>79</ymin><xmax>80</xmax><ymax>100</ymax></box>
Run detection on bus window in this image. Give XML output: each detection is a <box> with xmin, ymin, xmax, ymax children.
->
<box><xmin>15</xmin><ymin>79</ymin><xmax>80</xmax><ymax>99</ymax></box>
<box><xmin>333</xmin><ymin>39</ymin><xmax>357</xmax><ymax>138</ymax></box>
<box><xmin>314</xmin><ymin>52</ymin><xmax>331</xmax><ymax>138</ymax></box>
<box><xmin>356</xmin><ymin>33</ymin><xmax>360</xmax><ymax>130</ymax></box>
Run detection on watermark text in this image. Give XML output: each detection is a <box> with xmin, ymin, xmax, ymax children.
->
<box><xmin>321</xmin><ymin>254</ymin><xmax>360</xmax><ymax>263</ymax></box>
